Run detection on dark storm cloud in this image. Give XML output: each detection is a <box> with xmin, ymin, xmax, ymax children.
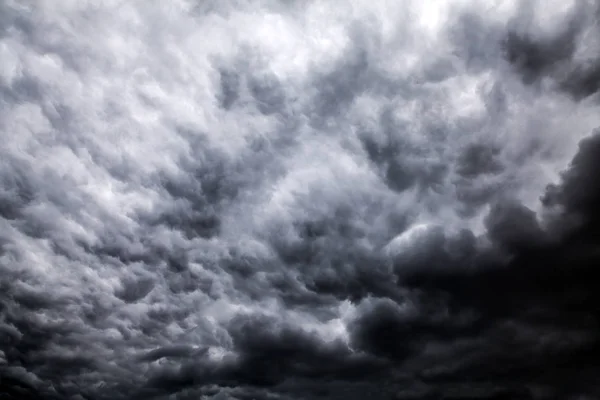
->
<box><xmin>484</xmin><ymin>199</ymin><xmax>547</xmax><ymax>251</ymax></box>
<box><xmin>455</xmin><ymin>143</ymin><xmax>504</xmax><ymax>178</ymax></box>
<box><xmin>390</xmin><ymin>132</ymin><xmax>600</xmax><ymax>397</ymax></box>
<box><xmin>543</xmin><ymin>129</ymin><xmax>600</xmax><ymax>224</ymax></box>
<box><xmin>2</xmin><ymin>1</ymin><xmax>600</xmax><ymax>399</ymax></box>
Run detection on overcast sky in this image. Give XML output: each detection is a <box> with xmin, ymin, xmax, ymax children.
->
<box><xmin>2</xmin><ymin>1</ymin><xmax>600</xmax><ymax>399</ymax></box>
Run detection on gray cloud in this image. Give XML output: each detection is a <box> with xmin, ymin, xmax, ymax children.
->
<box><xmin>1</xmin><ymin>1</ymin><xmax>600</xmax><ymax>399</ymax></box>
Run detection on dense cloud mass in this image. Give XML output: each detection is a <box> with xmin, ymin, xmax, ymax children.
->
<box><xmin>1</xmin><ymin>1</ymin><xmax>600</xmax><ymax>399</ymax></box>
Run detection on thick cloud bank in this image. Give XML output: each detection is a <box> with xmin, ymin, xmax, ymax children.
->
<box><xmin>2</xmin><ymin>1</ymin><xmax>600</xmax><ymax>399</ymax></box>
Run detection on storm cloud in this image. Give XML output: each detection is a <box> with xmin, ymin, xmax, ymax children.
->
<box><xmin>2</xmin><ymin>1</ymin><xmax>600</xmax><ymax>399</ymax></box>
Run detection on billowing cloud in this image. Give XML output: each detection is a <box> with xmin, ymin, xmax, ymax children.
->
<box><xmin>1</xmin><ymin>1</ymin><xmax>600</xmax><ymax>399</ymax></box>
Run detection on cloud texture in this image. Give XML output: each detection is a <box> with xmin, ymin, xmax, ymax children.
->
<box><xmin>1</xmin><ymin>1</ymin><xmax>600</xmax><ymax>399</ymax></box>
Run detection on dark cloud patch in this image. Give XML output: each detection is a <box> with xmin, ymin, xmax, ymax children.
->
<box><xmin>0</xmin><ymin>162</ymin><xmax>36</xmax><ymax>221</ymax></box>
<box><xmin>542</xmin><ymin>129</ymin><xmax>600</xmax><ymax>223</ymax></box>
<box><xmin>0</xmin><ymin>3</ymin><xmax>34</xmax><ymax>40</ymax></box>
<box><xmin>0</xmin><ymin>370</ymin><xmax>56</xmax><ymax>400</ymax></box>
<box><xmin>559</xmin><ymin>63</ymin><xmax>600</xmax><ymax>101</ymax></box>
<box><xmin>484</xmin><ymin>199</ymin><xmax>546</xmax><ymax>251</ymax></box>
<box><xmin>503</xmin><ymin>2</ymin><xmax>600</xmax><ymax>99</ymax></box>
<box><xmin>221</xmin><ymin>318</ymin><xmax>387</xmax><ymax>393</ymax></box>
<box><xmin>115</xmin><ymin>276</ymin><xmax>155</xmax><ymax>303</ymax></box>
<box><xmin>379</xmin><ymin>130</ymin><xmax>600</xmax><ymax>396</ymax></box>
<box><xmin>455</xmin><ymin>144</ymin><xmax>503</xmax><ymax>178</ymax></box>
<box><xmin>386</xmin><ymin>226</ymin><xmax>480</xmax><ymax>282</ymax></box>
<box><xmin>135</xmin><ymin>314</ymin><xmax>388</xmax><ymax>399</ymax></box>
<box><xmin>153</xmin><ymin>200</ymin><xmax>222</xmax><ymax>240</ymax></box>
<box><xmin>248</xmin><ymin>73</ymin><xmax>287</xmax><ymax>116</ymax></box>
<box><xmin>503</xmin><ymin>29</ymin><xmax>579</xmax><ymax>85</ymax></box>
<box><xmin>399</xmin><ymin>240</ymin><xmax>600</xmax><ymax>395</ymax></box>
<box><xmin>144</xmin><ymin>152</ymin><xmax>235</xmax><ymax>240</ymax></box>
<box><xmin>360</xmin><ymin>122</ymin><xmax>448</xmax><ymax>194</ymax></box>
<box><xmin>264</xmin><ymin>205</ymin><xmax>402</xmax><ymax>303</ymax></box>
<box><xmin>87</xmin><ymin>232</ymin><xmax>157</xmax><ymax>266</ymax></box>
<box><xmin>0</xmin><ymin>310</ymin><xmax>96</xmax><ymax>399</ymax></box>
<box><xmin>217</xmin><ymin>69</ymin><xmax>241</xmax><ymax>110</ymax></box>
<box><xmin>0</xmin><ymin>73</ymin><xmax>45</xmax><ymax>105</ymax></box>
<box><xmin>349</xmin><ymin>293</ymin><xmax>489</xmax><ymax>363</ymax></box>
<box><xmin>349</xmin><ymin>298</ymin><xmax>418</xmax><ymax>361</ymax></box>
<box><xmin>225</xmin><ymin>315</ymin><xmax>357</xmax><ymax>386</ymax></box>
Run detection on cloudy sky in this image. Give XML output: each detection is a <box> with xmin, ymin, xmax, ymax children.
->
<box><xmin>1</xmin><ymin>1</ymin><xmax>600</xmax><ymax>399</ymax></box>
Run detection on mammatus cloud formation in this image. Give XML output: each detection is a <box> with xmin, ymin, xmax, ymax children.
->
<box><xmin>1</xmin><ymin>1</ymin><xmax>600</xmax><ymax>399</ymax></box>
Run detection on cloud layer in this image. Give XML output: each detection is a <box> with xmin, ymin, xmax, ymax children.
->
<box><xmin>1</xmin><ymin>1</ymin><xmax>600</xmax><ymax>399</ymax></box>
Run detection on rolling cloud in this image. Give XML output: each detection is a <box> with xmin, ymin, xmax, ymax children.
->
<box><xmin>1</xmin><ymin>1</ymin><xmax>600</xmax><ymax>399</ymax></box>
